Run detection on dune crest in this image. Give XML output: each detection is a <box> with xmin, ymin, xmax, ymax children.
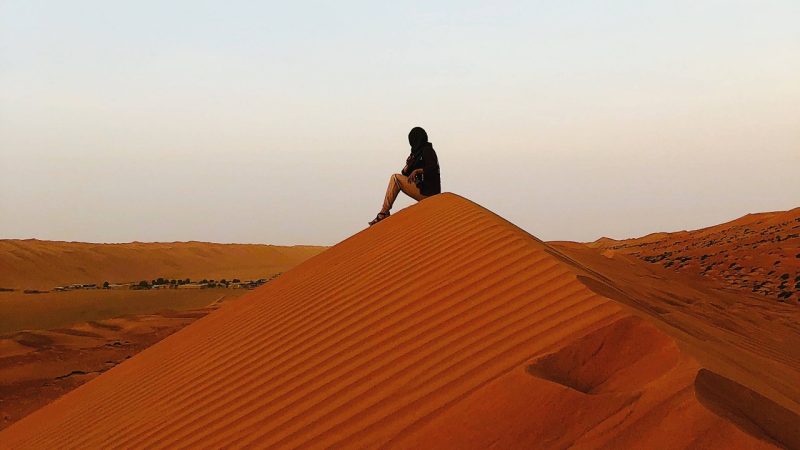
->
<box><xmin>1</xmin><ymin>194</ymin><xmax>796</xmax><ymax>449</ymax></box>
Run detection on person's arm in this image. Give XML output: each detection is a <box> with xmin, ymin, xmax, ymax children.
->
<box><xmin>401</xmin><ymin>153</ymin><xmax>414</xmax><ymax>176</ymax></box>
<box><xmin>407</xmin><ymin>168</ymin><xmax>423</xmax><ymax>183</ymax></box>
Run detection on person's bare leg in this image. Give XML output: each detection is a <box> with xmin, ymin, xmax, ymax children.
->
<box><xmin>381</xmin><ymin>173</ymin><xmax>404</xmax><ymax>214</ymax></box>
<box><xmin>372</xmin><ymin>173</ymin><xmax>428</xmax><ymax>226</ymax></box>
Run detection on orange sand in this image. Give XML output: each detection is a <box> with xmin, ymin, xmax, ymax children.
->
<box><xmin>586</xmin><ymin>207</ymin><xmax>800</xmax><ymax>302</ymax></box>
<box><xmin>0</xmin><ymin>308</ymin><xmax>222</xmax><ymax>432</ymax></box>
<box><xmin>0</xmin><ymin>240</ymin><xmax>326</xmax><ymax>290</ymax></box>
<box><xmin>1</xmin><ymin>194</ymin><xmax>797</xmax><ymax>448</ymax></box>
<box><xmin>0</xmin><ymin>289</ymin><xmax>246</xmax><ymax>335</ymax></box>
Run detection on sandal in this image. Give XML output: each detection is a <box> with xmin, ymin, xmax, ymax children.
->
<box><xmin>368</xmin><ymin>211</ymin><xmax>390</xmax><ymax>226</ymax></box>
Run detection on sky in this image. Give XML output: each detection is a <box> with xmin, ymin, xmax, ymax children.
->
<box><xmin>1</xmin><ymin>1</ymin><xmax>798</xmax><ymax>246</ymax></box>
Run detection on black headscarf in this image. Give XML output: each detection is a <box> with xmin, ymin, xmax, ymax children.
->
<box><xmin>408</xmin><ymin>127</ymin><xmax>429</xmax><ymax>155</ymax></box>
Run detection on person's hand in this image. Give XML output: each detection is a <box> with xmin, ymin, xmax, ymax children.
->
<box><xmin>408</xmin><ymin>169</ymin><xmax>423</xmax><ymax>183</ymax></box>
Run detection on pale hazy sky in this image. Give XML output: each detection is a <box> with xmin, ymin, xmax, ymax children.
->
<box><xmin>1</xmin><ymin>1</ymin><xmax>798</xmax><ymax>246</ymax></box>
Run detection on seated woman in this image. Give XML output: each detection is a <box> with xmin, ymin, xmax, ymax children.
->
<box><xmin>369</xmin><ymin>127</ymin><xmax>441</xmax><ymax>226</ymax></box>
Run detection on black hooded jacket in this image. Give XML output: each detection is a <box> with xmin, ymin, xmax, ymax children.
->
<box><xmin>401</xmin><ymin>127</ymin><xmax>441</xmax><ymax>196</ymax></box>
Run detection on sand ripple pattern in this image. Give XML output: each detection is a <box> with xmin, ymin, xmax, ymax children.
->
<box><xmin>0</xmin><ymin>194</ymin><xmax>629</xmax><ymax>448</ymax></box>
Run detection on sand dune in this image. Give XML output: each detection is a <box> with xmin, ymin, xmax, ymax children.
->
<box><xmin>587</xmin><ymin>207</ymin><xmax>800</xmax><ymax>302</ymax></box>
<box><xmin>1</xmin><ymin>194</ymin><xmax>797</xmax><ymax>448</ymax></box>
<box><xmin>0</xmin><ymin>240</ymin><xmax>326</xmax><ymax>290</ymax></box>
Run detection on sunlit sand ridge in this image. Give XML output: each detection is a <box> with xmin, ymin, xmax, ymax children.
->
<box><xmin>1</xmin><ymin>194</ymin><xmax>797</xmax><ymax>448</ymax></box>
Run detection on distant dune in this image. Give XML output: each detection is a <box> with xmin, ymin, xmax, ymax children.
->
<box><xmin>0</xmin><ymin>240</ymin><xmax>327</xmax><ymax>290</ymax></box>
<box><xmin>587</xmin><ymin>207</ymin><xmax>800</xmax><ymax>302</ymax></box>
<box><xmin>1</xmin><ymin>194</ymin><xmax>798</xmax><ymax>448</ymax></box>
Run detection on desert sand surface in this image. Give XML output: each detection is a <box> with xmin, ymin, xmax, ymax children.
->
<box><xmin>1</xmin><ymin>194</ymin><xmax>798</xmax><ymax>449</ymax></box>
<box><xmin>0</xmin><ymin>240</ymin><xmax>326</xmax><ymax>290</ymax></box>
<box><xmin>0</xmin><ymin>306</ymin><xmax>215</xmax><ymax>432</ymax></box>
<box><xmin>0</xmin><ymin>289</ymin><xmax>244</xmax><ymax>335</ymax></box>
<box><xmin>586</xmin><ymin>207</ymin><xmax>800</xmax><ymax>303</ymax></box>
<box><xmin>0</xmin><ymin>290</ymin><xmax>251</xmax><ymax>432</ymax></box>
<box><xmin>0</xmin><ymin>239</ymin><xmax>323</xmax><ymax>434</ymax></box>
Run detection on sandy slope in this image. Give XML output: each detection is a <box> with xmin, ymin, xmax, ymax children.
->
<box><xmin>0</xmin><ymin>289</ymin><xmax>253</xmax><ymax>433</ymax></box>
<box><xmin>1</xmin><ymin>194</ymin><xmax>797</xmax><ymax>449</ymax></box>
<box><xmin>586</xmin><ymin>207</ymin><xmax>800</xmax><ymax>302</ymax></box>
<box><xmin>0</xmin><ymin>306</ymin><xmax>226</xmax><ymax>432</ymax></box>
<box><xmin>0</xmin><ymin>240</ymin><xmax>326</xmax><ymax>290</ymax></box>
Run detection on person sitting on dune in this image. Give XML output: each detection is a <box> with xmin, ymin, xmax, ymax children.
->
<box><xmin>369</xmin><ymin>127</ymin><xmax>441</xmax><ymax>226</ymax></box>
